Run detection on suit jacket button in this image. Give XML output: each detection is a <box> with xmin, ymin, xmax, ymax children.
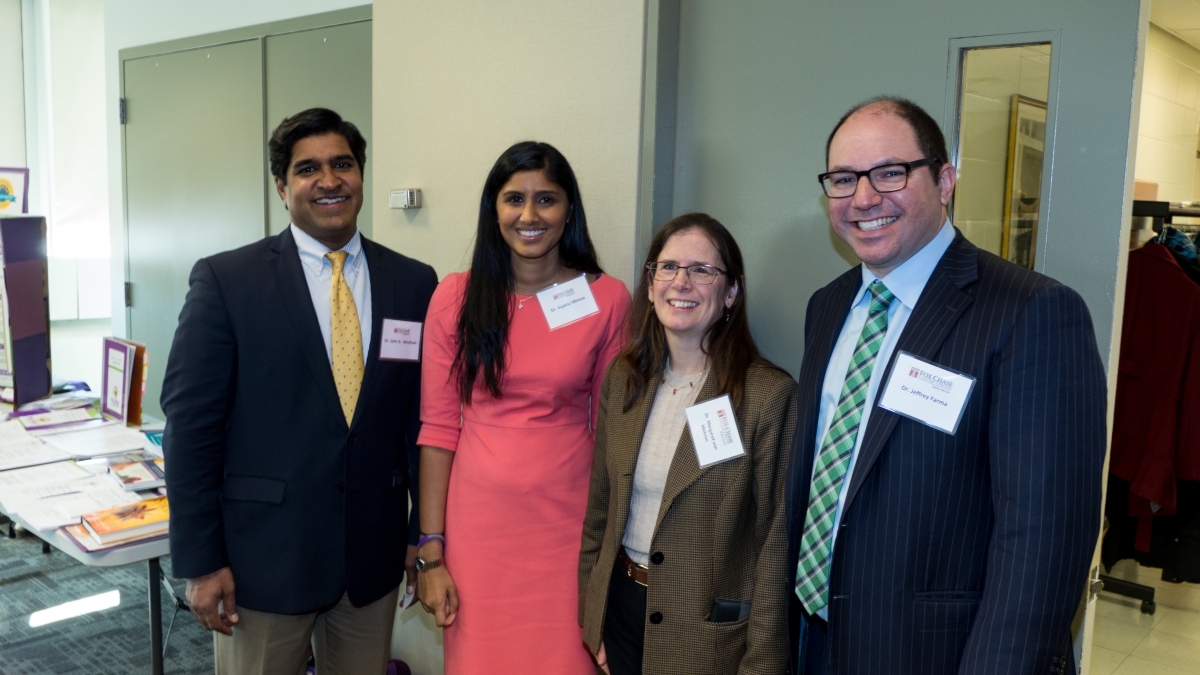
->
<box><xmin>338</xmin><ymin>482</ymin><xmax>345</xmax><ymax>493</ymax></box>
<box><xmin>650</xmin><ymin>552</ymin><xmax>664</xmax><ymax>564</ymax></box>
<box><xmin>347</xmin><ymin>433</ymin><xmax>357</xmax><ymax>444</ymax></box>
<box><xmin>649</xmin><ymin>612</ymin><xmax>663</xmax><ymax>624</ymax></box>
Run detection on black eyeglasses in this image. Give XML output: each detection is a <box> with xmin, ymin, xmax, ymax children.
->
<box><xmin>817</xmin><ymin>158</ymin><xmax>939</xmax><ymax>198</ymax></box>
<box><xmin>646</xmin><ymin>262</ymin><xmax>726</xmax><ymax>285</ymax></box>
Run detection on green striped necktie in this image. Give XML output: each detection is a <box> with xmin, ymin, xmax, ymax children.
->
<box><xmin>795</xmin><ymin>279</ymin><xmax>896</xmax><ymax>615</ymax></box>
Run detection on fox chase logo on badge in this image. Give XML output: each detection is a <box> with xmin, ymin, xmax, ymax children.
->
<box><xmin>553</xmin><ymin>288</ymin><xmax>576</xmax><ymax>301</ymax></box>
<box><xmin>907</xmin><ymin>366</ymin><xmax>953</xmax><ymax>393</ymax></box>
<box><xmin>392</xmin><ymin>326</ymin><xmax>410</xmax><ymax>336</ymax></box>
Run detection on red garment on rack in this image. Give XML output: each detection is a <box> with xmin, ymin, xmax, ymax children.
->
<box><xmin>1111</xmin><ymin>244</ymin><xmax>1200</xmax><ymax>549</ymax></box>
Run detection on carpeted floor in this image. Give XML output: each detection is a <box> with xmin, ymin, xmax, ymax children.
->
<box><xmin>0</xmin><ymin>523</ymin><xmax>213</xmax><ymax>674</ymax></box>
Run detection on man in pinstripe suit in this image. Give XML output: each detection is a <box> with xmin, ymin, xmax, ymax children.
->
<box><xmin>785</xmin><ymin>97</ymin><xmax>1107</xmax><ymax>675</ymax></box>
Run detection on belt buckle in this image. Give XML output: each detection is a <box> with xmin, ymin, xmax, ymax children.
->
<box><xmin>625</xmin><ymin>558</ymin><xmax>648</xmax><ymax>587</ymax></box>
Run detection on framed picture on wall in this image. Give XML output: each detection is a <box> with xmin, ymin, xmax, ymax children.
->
<box><xmin>1001</xmin><ymin>95</ymin><xmax>1048</xmax><ymax>269</ymax></box>
<box><xmin>0</xmin><ymin>167</ymin><xmax>30</xmax><ymax>215</ymax></box>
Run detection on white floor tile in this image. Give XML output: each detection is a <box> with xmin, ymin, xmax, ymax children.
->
<box><xmin>1109</xmin><ymin>559</ymin><xmax>1142</xmax><ymax>581</ymax></box>
<box><xmin>1154</xmin><ymin>608</ymin><xmax>1200</xmax><ymax>642</ymax></box>
<box><xmin>1097</xmin><ymin>595</ymin><xmax>1164</xmax><ymax>629</ymax></box>
<box><xmin>1130</xmin><ymin>631</ymin><xmax>1200</xmax><ymax>674</ymax></box>
<box><xmin>1105</xmin><ymin>561</ymin><xmax>1200</xmax><ymax>613</ymax></box>
<box><xmin>1112</xmin><ymin>655</ymin><xmax>1193</xmax><ymax>675</ymax></box>
<box><xmin>1094</xmin><ymin>615</ymin><xmax>1154</xmax><ymax>654</ymax></box>
<box><xmin>1090</xmin><ymin>645</ymin><xmax>1128</xmax><ymax>675</ymax></box>
<box><xmin>1151</xmin><ymin>583</ymin><xmax>1200</xmax><ymax>614</ymax></box>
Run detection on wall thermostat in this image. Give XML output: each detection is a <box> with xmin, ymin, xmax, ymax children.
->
<box><xmin>390</xmin><ymin>189</ymin><xmax>422</xmax><ymax>209</ymax></box>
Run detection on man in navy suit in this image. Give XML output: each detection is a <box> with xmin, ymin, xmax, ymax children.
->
<box><xmin>163</xmin><ymin>108</ymin><xmax>436</xmax><ymax>674</ymax></box>
<box><xmin>785</xmin><ymin>97</ymin><xmax>1107</xmax><ymax>675</ymax></box>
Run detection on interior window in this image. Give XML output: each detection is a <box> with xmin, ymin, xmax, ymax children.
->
<box><xmin>953</xmin><ymin>44</ymin><xmax>1052</xmax><ymax>269</ymax></box>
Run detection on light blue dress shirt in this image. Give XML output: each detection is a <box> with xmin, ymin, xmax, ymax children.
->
<box><xmin>290</xmin><ymin>224</ymin><xmax>372</xmax><ymax>364</ymax></box>
<box><xmin>809</xmin><ymin>220</ymin><xmax>954</xmax><ymax>620</ymax></box>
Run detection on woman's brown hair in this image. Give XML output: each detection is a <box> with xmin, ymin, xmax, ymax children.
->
<box><xmin>618</xmin><ymin>213</ymin><xmax>771</xmax><ymax>412</ymax></box>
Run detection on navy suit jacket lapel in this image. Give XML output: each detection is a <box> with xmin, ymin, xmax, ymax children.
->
<box><xmin>352</xmin><ymin>237</ymin><xmax>393</xmax><ymax>429</ymax></box>
<box><xmin>271</xmin><ymin>229</ymin><xmax>346</xmax><ymax>426</ymax></box>
<box><xmin>840</xmin><ymin>231</ymin><xmax>979</xmax><ymax>514</ymax></box>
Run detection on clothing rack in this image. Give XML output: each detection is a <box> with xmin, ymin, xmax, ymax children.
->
<box><xmin>1133</xmin><ymin>200</ymin><xmax>1200</xmax><ymax>235</ymax></box>
<box><xmin>1097</xmin><ymin>200</ymin><xmax>1200</xmax><ymax>616</ymax></box>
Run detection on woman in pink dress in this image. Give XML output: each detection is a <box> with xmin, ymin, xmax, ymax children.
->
<box><xmin>415</xmin><ymin>141</ymin><xmax>631</xmax><ymax>674</ymax></box>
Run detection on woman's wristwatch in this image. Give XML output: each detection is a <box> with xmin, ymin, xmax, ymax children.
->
<box><xmin>415</xmin><ymin>556</ymin><xmax>443</xmax><ymax>572</ymax></box>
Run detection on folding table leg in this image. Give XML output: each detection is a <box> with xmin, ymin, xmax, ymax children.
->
<box><xmin>148</xmin><ymin>558</ymin><xmax>164</xmax><ymax>675</ymax></box>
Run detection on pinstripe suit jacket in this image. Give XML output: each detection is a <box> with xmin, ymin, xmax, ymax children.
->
<box><xmin>580</xmin><ymin>359</ymin><xmax>797</xmax><ymax>674</ymax></box>
<box><xmin>784</xmin><ymin>231</ymin><xmax>1106</xmax><ymax>675</ymax></box>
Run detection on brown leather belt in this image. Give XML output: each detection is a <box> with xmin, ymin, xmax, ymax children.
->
<box><xmin>617</xmin><ymin>547</ymin><xmax>649</xmax><ymax>587</ymax></box>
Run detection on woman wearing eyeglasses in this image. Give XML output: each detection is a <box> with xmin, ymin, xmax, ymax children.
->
<box><xmin>578</xmin><ymin>213</ymin><xmax>796</xmax><ymax>674</ymax></box>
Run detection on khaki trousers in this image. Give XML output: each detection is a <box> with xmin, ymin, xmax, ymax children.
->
<box><xmin>213</xmin><ymin>587</ymin><xmax>399</xmax><ymax>675</ymax></box>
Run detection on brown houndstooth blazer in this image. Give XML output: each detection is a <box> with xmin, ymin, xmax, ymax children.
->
<box><xmin>578</xmin><ymin>357</ymin><xmax>797</xmax><ymax>675</ymax></box>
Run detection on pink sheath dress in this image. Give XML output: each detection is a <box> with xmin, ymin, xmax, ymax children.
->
<box><xmin>418</xmin><ymin>271</ymin><xmax>631</xmax><ymax>675</ymax></box>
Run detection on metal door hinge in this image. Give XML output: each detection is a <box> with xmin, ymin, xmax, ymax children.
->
<box><xmin>119</xmin><ymin>98</ymin><xmax>127</xmax><ymax>125</ymax></box>
<box><xmin>124</xmin><ymin>282</ymin><xmax>133</xmax><ymax>308</ymax></box>
<box><xmin>1088</xmin><ymin>565</ymin><xmax>1103</xmax><ymax>602</ymax></box>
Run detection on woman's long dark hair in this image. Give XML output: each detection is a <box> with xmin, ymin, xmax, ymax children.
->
<box><xmin>453</xmin><ymin>141</ymin><xmax>603</xmax><ymax>404</ymax></box>
<box><xmin>619</xmin><ymin>213</ymin><xmax>769</xmax><ymax>412</ymax></box>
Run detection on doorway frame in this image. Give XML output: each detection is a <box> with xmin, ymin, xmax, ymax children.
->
<box><xmin>943</xmin><ymin>30</ymin><xmax>1061</xmax><ymax>274</ymax></box>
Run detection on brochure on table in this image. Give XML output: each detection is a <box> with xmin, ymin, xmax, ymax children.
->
<box><xmin>101</xmin><ymin>337</ymin><xmax>147</xmax><ymax>426</ymax></box>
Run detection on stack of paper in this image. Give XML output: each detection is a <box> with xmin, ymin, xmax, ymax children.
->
<box><xmin>0</xmin><ymin>420</ymin><xmax>71</xmax><ymax>471</ymax></box>
<box><xmin>4</xmin><ymin>475</ymin><xmax>142</xmax><ymax>531</ymax></box>
<box><xmin>0</xmin><ymin>460</ymin><xmax>146</xmax><ymax>532</ymax></box>
<box><xmin>16</xmin><ymin>406</ymin><xmax>111</xmax><ymax>435</ymax></box>
<box><xmin>0</xmin><ymin>460</ymin><xmax>92</xmax><ymax>491</ymax></box>
<box><xmin>40</xmin><ymin>424</ymin><xmax>148</xmax><ymax>459</ymax></box>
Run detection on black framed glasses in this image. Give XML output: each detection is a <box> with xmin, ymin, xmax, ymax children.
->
<box><xmin>646</xmin><ymin>262</ymin><xmax>726</xmax><ymax>285</ymax></box>
<box><xmin>818</xmin><ymin>158</ymin><xmax>939</xmax><ymax>198</ymax></box>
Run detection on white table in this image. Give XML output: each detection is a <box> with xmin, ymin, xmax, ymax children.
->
<box><xmin>2</xmin><ymin>508</ymin><xmax>177</xmax><ymax>675</ymax></box>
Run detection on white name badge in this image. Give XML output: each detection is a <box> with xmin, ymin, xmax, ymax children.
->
<box><xmin>685</xmin><ymin>394</ymin><xmax>746</xmax><ymax>467</ymax></box>
<box><xmin>536</xmin><ymin>274</ymin><xmax>600</xmax><ymax>331</ymax></box>
<box><xmin>379</xmin><ymin>319</ymin><xmax>422</xmax><ymax>362</ymax></box>
<box><xmin>878</xmin><ymin>351</ymin><xmax>975</xmax><ymax>435</ymax></box>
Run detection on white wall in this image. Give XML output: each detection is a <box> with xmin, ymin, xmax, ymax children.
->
<box><xmin>0</xmin><ymin>0</ymin><xmax>24</xmax><ymax>169</ymax></box>
<box><xmin>103</xmin><ymin>0</ymin><xmax>371</xmax><ymax>337</ymax></box>
<box><xmin>371</xmin><ymin>1</ymin><xmax>649</xmax><ymax>291</ymax></box>
<box><xmin>1137</xmin><ymin>22</ymin><xmax>1200</xmax><ymax>202</ymax></box>
<box><xmin>44</xmin><ymin>0</ymin><xmax>109</xmax><ymax>260</ymax></box>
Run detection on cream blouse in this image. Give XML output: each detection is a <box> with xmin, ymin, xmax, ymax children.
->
<box><xmin>621</xmin><ymin>364</ymin><xmax>709</xmax><ymax>565</ymax></box>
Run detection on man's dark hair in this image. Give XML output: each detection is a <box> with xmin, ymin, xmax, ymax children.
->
<box><xmin>268</xmin><ymin>108</ymin><xmax>367</xmax><ymax>183</ymax></box>
<box><xmin>825</xmin><ymin>96</ymin><xmax>949</xmax><ymax>178</ymax></box>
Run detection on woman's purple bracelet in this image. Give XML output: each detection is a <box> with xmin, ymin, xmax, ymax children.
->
<box><xmin>418</xmin><ymin>533</ymin><xmax>445</xmax><ymax>549</ymax></box>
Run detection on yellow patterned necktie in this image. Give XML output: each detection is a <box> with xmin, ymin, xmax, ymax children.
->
<box><xmin>326</xmin><ymin>251</ymin><xmax>364</xmax><ymax>425</ymax></box>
